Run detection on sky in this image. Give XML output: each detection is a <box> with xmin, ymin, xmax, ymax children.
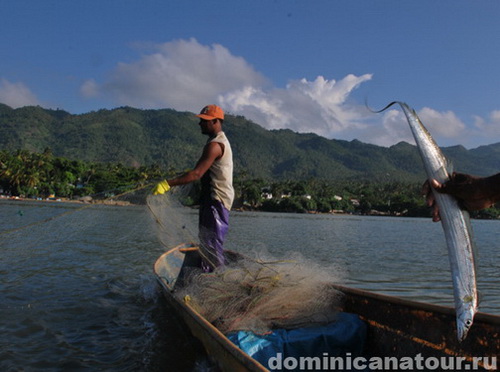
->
<box><xmin>1</xmin><ymin>1</ymin><xmax>500</xmax><ymax>149</ymax></box>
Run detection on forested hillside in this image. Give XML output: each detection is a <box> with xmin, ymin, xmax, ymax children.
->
<box><xmin>0</xmin><ymin>103</ymin><xmax>498</xmax><ymax>181</ymax></box>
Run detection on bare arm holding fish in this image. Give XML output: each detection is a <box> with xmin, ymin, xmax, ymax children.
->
<box><xmin>424</xmin><ymin>172</ymin><xmax>500</xmax><ymax>221</ymax></box>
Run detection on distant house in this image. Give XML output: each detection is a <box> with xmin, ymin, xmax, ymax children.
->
<box><xmin>261</xmin><ymin>187</ymin><xmax>273</xmax><ymax>200</ymax></box>
<box><xmin>261</xmin><ymin>192</ymin><xmax>273</xmax><ymax>200</ymax></box>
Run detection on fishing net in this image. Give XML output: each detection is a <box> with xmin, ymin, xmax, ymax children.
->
<box><xmin>177</xmin><ymin>251</ymin><xmax>345</xmax><ymax>334</ymax></box>
<box><xmin>146</xmin><ymin>185</ymin><xmax>199</xmax><ymax>249</ymax></box>
<box><xmin>145</xmin><ymin>184</ymin><xmax>345</xmax><ymax>334</ymax></box>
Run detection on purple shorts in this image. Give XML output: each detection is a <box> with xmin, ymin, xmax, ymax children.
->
<box><xmin>198</xmin><ymin>199</ymin><xmax>229</xmax><ymax>271</ymax></box>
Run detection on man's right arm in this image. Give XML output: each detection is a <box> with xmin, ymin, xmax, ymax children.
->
<box><xmin>167</xmin><ymin>142</ymin><xmax>223</xmax><ymax>187</ymax></box>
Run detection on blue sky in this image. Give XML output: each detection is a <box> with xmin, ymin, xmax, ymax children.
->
<box><xmin>2</xmin><ymin>1</ymin><xmax>500</xmax><ymax>149</ymax></box>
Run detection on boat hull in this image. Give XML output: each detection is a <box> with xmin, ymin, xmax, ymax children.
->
<box><xmin>154</xmin><ymin>244</ymin><xmax>268</xmax><ymax>372</ymax></box>
<box><xmin>335</xmin><ymin>284</ymin><xmax>499</xmax><ymax>364</ymax></box>
<box><xmin>154</xmin><ymin>244</ymin><xmax>500</xmax><ymax>371</ymax></box>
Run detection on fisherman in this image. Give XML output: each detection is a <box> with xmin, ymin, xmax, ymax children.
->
<box><xmin>423</xmin><ymin>172</ymin><xmax>500</xmax><ymax>221</ymax></box>
<box><xmin>153</xmin><ymin>104</ymin><xmax>234</xmax><ymax>272</ymax></box>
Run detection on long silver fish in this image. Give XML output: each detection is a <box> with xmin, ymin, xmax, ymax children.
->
<box><xmin>377</xmin><ymin>101</ymin><xmax>478</xmax><ymax>341</ymax></box>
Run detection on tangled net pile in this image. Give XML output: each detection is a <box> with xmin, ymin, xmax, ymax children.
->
<box><xmin>177</xmin><ymin>251</ymin><xmax>345</xmax><ymax>334</ymax></box>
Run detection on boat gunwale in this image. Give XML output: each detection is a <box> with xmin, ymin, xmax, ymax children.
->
<box><xmin>331</xmin><ymin>284</ymin><xmax>500</xmax><ymax>325</ymax></box>
<box><xmin>154</xmin><ymin>244</ymin><xmax>268</xmax><ymax>372</ymax></box>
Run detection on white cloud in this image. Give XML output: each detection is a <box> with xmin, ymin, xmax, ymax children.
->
<box><xmin>418</xmin><ymin>107</ymin><xmax>466</xmax><ymax>140</ymax></box>
<box><xmin>220</xmin><ymin>74</ymin><xmax>373</xmax><ymax>138</ymax></box>
<box><xmin>219</xmin><ymin>86</ymin><xmax>289</xmax><ymax>129</ymax></box>
<box><xmin>81</xmin><ymin>38</ymin><xmax>497</xmax><ymax>148</ymax></box>
<box><xmin>82</xmin><ymin>38</ymin><xmax>267</xmax><ymax>111</ymax></box>
<box><xmin>351</xmin><ymin>105</ymin><xmax>471</xmax><ymax>148</ymax></box>
<box><xmin>473</xmin><ymin>111</ymin><xmax>500</xmax><ymax>141</ymax></box>
<box><xmin>0</xmin><ymin>78</ymin><xmax>41</xmax><ymax>108</ymax></box>
<box><xmin>360</xmin><ymin>108</ymin><xmax>415</xmax><ymax>147</ymax></box>
<box><xmin>83</xmin><ymin>38</ymin><xmax>374</xmax><ymax>138</ymax></box>
<box><xmin>80</xmin><ymin>78</ymin><xmax>99</xmax><ymax>98</ymax></box>
<box><xmin>359</xmin><ymin>105</ymin><xmax>489</xmax><ymax>149</ymax></box>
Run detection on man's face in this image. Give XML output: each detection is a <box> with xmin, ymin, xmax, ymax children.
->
<box><xmin>199</xmin><ymin>119</ymin><xmax>215</xmax><ymax>135</ymax></box>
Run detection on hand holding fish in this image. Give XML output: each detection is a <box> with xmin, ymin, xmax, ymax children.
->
<box><xmin>424</xmin><ymin>172</ymin><xmax>500</xmax><ymax>221</ymax></box>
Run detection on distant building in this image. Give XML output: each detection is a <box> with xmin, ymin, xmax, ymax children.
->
<box><xmin>261</xmin><ymin>187</ymin><xmax>273</xmax><ymax>200</ymax></box>
<box><xmin>261</xmin><ymin>192</ymin><xmax>273</xmax><ymax>199</ymax></box>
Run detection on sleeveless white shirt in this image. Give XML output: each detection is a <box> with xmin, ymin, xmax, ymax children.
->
<box><xmin>205</xmin><ymin>131</ymin><xmax>234</xmax><ymax>210</ymax></box>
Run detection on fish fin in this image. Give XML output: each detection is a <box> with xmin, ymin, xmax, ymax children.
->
<box><xmin>435</xmin><ymin>160</ymin><xmax>453</xmax><ymax>182</ymax></box>
<box><xmin>477</xmin><ymin>290</ymin><xmax>484</xmax><ymax>307</ymax></box>
<box><xmin>445</xmin><ymin>159</ymin><xmax>454</xmax><ymax>177</ymax></box>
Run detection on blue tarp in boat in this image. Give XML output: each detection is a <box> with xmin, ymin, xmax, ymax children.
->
<box><xmin>228</xmin><ymin>312</ymin><xmax>367</xmax><ymax>371</ymax></box>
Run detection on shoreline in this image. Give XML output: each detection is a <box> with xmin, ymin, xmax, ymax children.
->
<box><xmin>0</xmin><ymin>195</ymin><xmax>133</xmax><ymax>207</ymax></box>
<box><xmin>2</xmin><ymin>195</ymin><xmax>498</xmax><ymax>220</ymax></box>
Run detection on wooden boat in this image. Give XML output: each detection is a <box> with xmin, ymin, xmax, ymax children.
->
<box><xmin>154</xmin><ymin>243</ymin><xmax>500</xmax><ymax>371</ymax></box>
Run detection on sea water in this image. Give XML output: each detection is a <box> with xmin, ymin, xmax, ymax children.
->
<box><xmin>0</xmin><ymin>200</ymin><xmax>498</xmax><ymax>371</ymax></box>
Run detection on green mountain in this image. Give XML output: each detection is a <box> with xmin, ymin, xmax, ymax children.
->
<box><xmin>0</xmin><ymin>103</ymin><xmax>498</xmax><ymax>181</ymax></box>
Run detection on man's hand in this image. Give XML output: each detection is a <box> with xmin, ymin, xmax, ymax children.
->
<box><xmin>423</xmin><ymin>172</ymin><xmax>496</xmax><ymax>221</ymax></box>
<box><xmin>152</xmin><ymin>180</ymin><xmax>170</xmax><ymax>195</ymax></box>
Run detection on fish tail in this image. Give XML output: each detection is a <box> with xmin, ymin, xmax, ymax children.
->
<box><xmin>366</xmin><ymin>100</ymin><xmax>402</xmax><ymax>114</ymax></box>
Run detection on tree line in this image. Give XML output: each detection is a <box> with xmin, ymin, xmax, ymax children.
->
<box><xmin>1</xmin><ymin>149</ymin><xmax>498</xmax><ymax>219</ymax></box>
<box><xmin>2</xmin><ymin>104</ymin><xmax>499</xmax><ymax>182</ymax></box>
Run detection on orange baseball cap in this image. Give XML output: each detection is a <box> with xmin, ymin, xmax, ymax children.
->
<box><xmin>196</xmin><ymin>104</ymin><xmax>225</xmax><ymax>121</ymax></box>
